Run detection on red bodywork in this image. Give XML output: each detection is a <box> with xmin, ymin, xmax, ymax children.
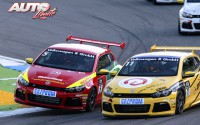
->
<box><xmin>15</xmin><ymin>35</ymin><xmax>125</xmax><ymax>110</ymax></box>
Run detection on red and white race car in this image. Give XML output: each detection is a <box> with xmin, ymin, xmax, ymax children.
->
<box><xmin>15</xmin><ymin>35</ymin><xmax>125</xmax><ymax>111</ymax></box>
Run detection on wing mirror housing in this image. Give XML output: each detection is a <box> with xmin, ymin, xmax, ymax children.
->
<box><xmin>184</xmin><ymin>71</ymin><xmax>195</xmax><ymax>78</ymax></box>
<box><xmin>97</xmin><ymin>69</ymin><xmax>109</xmax><ymax>75</ymax></box>
<box><xmin>110</xmin><ymin>70</ymin><xmax>117</xmax><ymax>77</ymax></box>
<box><xmin>25</xmin><ymin>58</ymin><xmax>33</xmax><ymax>64</ymax></box>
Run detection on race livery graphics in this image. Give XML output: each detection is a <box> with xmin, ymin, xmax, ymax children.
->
<box><xmin>152</xmin><ymin>0</ymin><xmax>184</xmax><ymax>5</ymax></box>
<box><xmin>8</xmin><ymin>3</ymin><xmax>57</xmax><ymax>20</ymax></box>
<box><xmin>15</xmin><ymin>35</ymin><xmax>125</xmax><ymax>111</ymax></box>
<box><xmin>102</xmin><ymin>45</ymin><xmax>200</xmax><ymax>117</ymax></box>
<box><xmin>179</xmin><ymin>0</ymin><xmax>200</xmax><ymax>34</ymax></box>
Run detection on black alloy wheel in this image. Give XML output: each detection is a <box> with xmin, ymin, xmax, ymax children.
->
<box><xmin>86</xmin><ymin>87</ymin><xmax>97</xmax><ymax>112</ymax></box>
<box><xmin>175</xmin><ymin>90</ymin><xmax>185</xmax><ymax>114</ymax></box>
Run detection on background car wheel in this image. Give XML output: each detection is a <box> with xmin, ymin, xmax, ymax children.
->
<box><xmin>175</xmin><ymin>90</ymin><xmax>185</xmax><ymax>114</ymax></box>
<box><xmin>86</xmin><ymin>87</ymin><xmax>97</xmax><ymax>112</ymax></box>
<box><xmin>153</xmin><ymin>0</ymin><xmax>158</xmax><ymax>5</ymax></box>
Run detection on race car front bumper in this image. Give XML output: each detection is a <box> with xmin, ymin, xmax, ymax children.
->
<box><xmin>15</xmin><ymin>83</ymin><xmax>89</xmax><ymax>110</ymax></box>
<box><xmin>156</xmin><ymin>0</ymin><xmax>183</xmax><ymax>3</ymax></box>
<box><xmin>102</xmin><ymin>92</ymin><xmax>177</xmax><ymax>117</ymax></box>
<box><xmin>179</xmin><ymin>17</ymin><xmax>200</xmax><ymax>33</ymax></box>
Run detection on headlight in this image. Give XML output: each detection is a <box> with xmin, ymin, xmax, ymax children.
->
<box><xmin>103</xmin><ymin>86</ymin><xmax>114</xmax><ymax>98</ymax></box>
<box><xmin>152</xmin><ymin>89</ymin><xmax>172</xmax><ymax>98</ymax></box>
<box><xmin>182</xmin><ymin>12</ymin><xmax>193</xmax><ymax>18</ymax></box>
<box><xmin>65</xmin><ymin>85</ymin><xmax>85</xmax><ymax>93</ymax></box>
<box><xmin>18</xmin><ymin>77</ymin><xmax>29</xmax><ymax>86</ymax></box>
<box><xmin>152</xmin><ymin>82</ymin><xmax>179</xmax><ymax>98</ymax></box>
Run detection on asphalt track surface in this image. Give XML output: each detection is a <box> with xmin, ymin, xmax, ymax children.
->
<box><xmin>1</xmin><ymin>0</ymin><xmax>200</xmax><ymax>125</ymax></box>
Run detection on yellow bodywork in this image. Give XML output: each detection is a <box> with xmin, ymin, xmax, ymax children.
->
<box><xmin>102</xmin><ymin>46</ymin><xmax>200</xmax><ymax>116</ymax></box>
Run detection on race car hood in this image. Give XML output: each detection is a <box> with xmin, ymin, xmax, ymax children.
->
<box><xmin>183</xmin><ymin>3</ymin><xmax>200</xmax><ymax>15</ymax></box>
<box><xmin>22</xmin><ymin>65</ymin><xmax>96</xmax><ymax>88</ymax></box>
<box><xmin>107</xmin><ymin>76</ymin><xmax>180</xmax><ymax>94</ymax></box>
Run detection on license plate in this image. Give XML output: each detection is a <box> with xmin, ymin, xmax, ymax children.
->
<box><xmin>120</xmin><ymin>98</ymin><xmax>144</xmax><ymax>105</ymax></box>
<box><xmin>33</xmin><ymin>88</ymin><xmax>57</xmax><ymax>97</ymax></box>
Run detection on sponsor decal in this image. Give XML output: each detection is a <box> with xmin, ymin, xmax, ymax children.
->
<box><xmin>118</xmin><ymin>77</ymin><xmax>153</xmax><ymax>88</ymax></box>
<box><xmin>33</xmin><ymin>78</ymin><xmax>65</xmax><ymax>85</ymax></box>
<box><xmin>98</xmin><ymin>78</ymin><xmax>103</xmax><ymax>94</ymax></box>
<box><xmin>138</xmin><ymin>83</ymin><xmax>164</xmax><ymax>93</ymax></box>
<box><xmin>130</xmin><ymin>57</ymin><xmax>179</xmax><ymax>62</ymax></box>
<box><xmin>8</xmin><ymin>3</ymin><xmax>57</xmax><ymax>20</ymax></box>
<box><xmin>82</xmin><ymin>96</ymin><xmax>88</xmax><ymax>99</ymax></box>
<box><xmin>75</xmin><ymin>94</ymin><xmax>88</xmax><ymax>99</ymax></box>
<box><xmin>47</xmin><ymin>49</ymin><xmax>95</xmax><ymax>58</ymax></box>
<box><xmin>156</xmin><ymin>86</ymin><xmax>167</xmax><ymax>92</ymax></box>
<box><xmin>50</xmin><ymin>70</ymin><xmax>62</xmax><ymax>76</ymax></box>
<box><xmin>197</xmin><ymin>81</ymin><xmax>200</xmax><ymax>90</ymax></box>
<box><xmin>67</xmin><ymin>73</ymin><xmax>96</xmax><ymax>88</ymax></box>
<box><xmin>185</xmin><ymin>81</ymin><xmax>190</xmax><ymax>97</ymax></box>
<box><xmin>38</xmin><ymin>76</ymin><xmax>63</xmax><ymax>82</ymax></box>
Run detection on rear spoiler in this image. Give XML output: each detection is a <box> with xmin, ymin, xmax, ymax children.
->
<box><xmin>150</xmin><ymin>45</ymin><xmax>200</xmax><ymax>53</ymax></box>
<box><xmin>66</xmin><ymin>35</ymin><xmax>126</xmax><ymax>50</ymax></box>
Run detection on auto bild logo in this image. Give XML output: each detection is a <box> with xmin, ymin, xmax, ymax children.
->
<box><xmin>8</xmin><ymin>3</ymin><xmax>57</xmax><ymax>20</ymax></box>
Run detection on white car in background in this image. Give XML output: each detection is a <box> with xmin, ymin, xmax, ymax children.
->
<box><xmin>179</xmin><ymin>0</ymin><xmax>200</xmax><ymax>34</ymax></box>
<box><xmin>153</xmin><ymin>0</ymin><xmax>184</xmax><ymax>5</ymax></box>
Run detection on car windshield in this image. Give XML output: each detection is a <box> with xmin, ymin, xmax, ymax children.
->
<box><xmin>34</xmin><ymin>48</ymin><xmax>96</xmax><ymax>72</ymax></box>
<box><xmin>187</xmin><ymin>0</ymin><xmax>200</xmax><ymax>2</ymax></box>
<box><xmin>118</xmin><ymin>57</ymin><xmax>179</xmax><ymax>76</ymax></box>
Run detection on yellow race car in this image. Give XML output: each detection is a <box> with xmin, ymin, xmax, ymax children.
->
<box><xmin>102</xmin><ymin>45</ymin><xmax>200</xmax><ymax>117</ymax></box>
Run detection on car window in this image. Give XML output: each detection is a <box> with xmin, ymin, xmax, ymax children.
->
<box><xmin>97</xmin><ymin>53</ymin><xmax>114</xmax><ymax>71</ymax></box>
<box><xmin>118</xmin><ymin>57</ymin><xmax>179</xmax><ymax>76</ymax></box>
<box><xmin>34</xmin><ymin>48</ymin><xmax>96</xmax><ymax>72</ymax></box>
<box><xmin>182</xmin><ymin>57</ymin><xmax>199</xmax><ymax>74</ymax></box>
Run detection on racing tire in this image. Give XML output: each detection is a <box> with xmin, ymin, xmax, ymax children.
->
<box><xmin>153</xmin><ymin>0</ymin><xmax>158</xmax><ymax>5</ymax></box>
<box><xmin>175</xmin><ymin>90</ymin><xmax>185</xmax><ymax>115</ymax></box>
<box><xmin>86</xmin><ymin>87</ymin><xmax>97</xmax><ymax>112</ymax></box>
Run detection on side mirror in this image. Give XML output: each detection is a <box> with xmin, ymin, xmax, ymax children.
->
<box><xmin>110</xmin><ymin>70</ymin><xmax>117</xmax><ymax>77</ymax></box>
<box><xmin>97</xmin><ymin>69</ymin><xmax>109</xmax><ymax>75</ymax></box>
<box><xmin>184</xmin><ymin>71</ymin><xmax>195</xmax><ymax>78</ymax></box>
<box><xmin>25</xmin><ymin>58</ymin><xmax>33</xmax><ymax>64</ymax></box>
<box><xmin>177</xmin><ymin>0</ymin><xmax>184</xmax><ymax>3</ymax></box>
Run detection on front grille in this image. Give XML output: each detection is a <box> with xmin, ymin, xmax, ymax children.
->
<box><xmin>29</xmin><ymin>83</ymin><xmax>66</xmax><ymax>92</ymax></box>
<box><xmin>114</xmin><ymin>104</ymin><xmax>150</xmax><ymax>113</ymax></box>
<box><xmin>194</xmin><ymin>23</ymin><xmax>200</xmax><ymax>30</ymax></box>
<box><xmin>65</xmin><ymin>97</ymin><xmax>82</xmax><ymax>106</ymax></box>
<box><xmin>16</xmin><ymin>89</ymin><xmax>26</xmax><ymax>100</ymax></box>
<box><xmin>113</xmin><ymin>93</ymin><xmax>153</xmax><ymax>98</ymax></box>
<box><xmin>182</xmin><ymin>22</ymin><xmax>192</xmax><ymax>29</ymax></box>
<box><xmin>192</xmin><ymin>15</ymin><xmax>200</xmax><ymax>18</ymax></box>
<box><xmin>103</xmin><ymin>102</ymin><xmax>113</xmax><ymax>112</ymax></box>
<box><xmin>28</xmin><ymin>94</ymin><xmax>62</xmax><ymax>105</ymax></box>
<box><xmin>153</xmin><ymin>102</ymin><xmax>170</xmax><ymax>112</ymax></box>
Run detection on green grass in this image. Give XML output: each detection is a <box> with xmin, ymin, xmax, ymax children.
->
<box><xmin>0</xmin><ymin>104</ymin><xmax>22</xmax><ymax>111</ymax></box>
<box><xmin>0</xmin><ymin>79</ymin><xmax>17</xmax><ymax>93</ymax></box>
<box><xmin>0</xmin><ymin>66</ymin><xmax>20</xmax><ymax>92</ymax></box>
<box><xmin>0</xmin><ymin>66</ymin><xmax>22</xmax><ymax>111</ymax></box>
<box><xmin>0</xmin><ymin>66</ymin><xmax>20</xmax><ymax>79</ymax></box>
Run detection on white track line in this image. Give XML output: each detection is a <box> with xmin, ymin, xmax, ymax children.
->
<box><xmin>0</xmin><ymin>107</ymin><xmax>49</xmax><ymax>117</ymax></box>
<box><xmin>0</xmin><ymin>78</ymin><xmax>18</xmax><ymax>80</ymax></box>
<box><xmin>0</xmin><ymin>55</ymin><xmax>26</xmax><ymax>66</ymax></box>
